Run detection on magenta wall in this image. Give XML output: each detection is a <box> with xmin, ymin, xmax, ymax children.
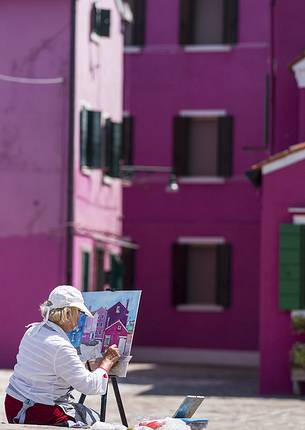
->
<box><xmin>260</xmin><ymin>157</ymin><xmax>305</xmax><ymax>394</ymax></box>
<box><xmin>124</xmin><ymin>1</ymin><xmax>305</xmax><ymax>356</ymax></box>
<box><xmin>0</xmin><ymin>0</ymin><xmax>71</xmax><ymax>367</ymax></box>
<box><xmin>123</xmin><ymin>0</ymin><xmax>271</xmax><ymax>352</ymax></box>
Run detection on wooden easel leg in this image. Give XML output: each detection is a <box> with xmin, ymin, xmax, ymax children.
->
<box><xmin>100</xmin><ymin>384</ymin><xmax>108</xmax><ymax>421</ymax></box>
<box><xmin>79</xmin><ymin>394</ymin><xmax>86</xmax><ymax>404</ymax></box>
<box><xmin>111</xmin><ymin>376</ymin><xmax>128</xmax><ymax>427</ymax></box>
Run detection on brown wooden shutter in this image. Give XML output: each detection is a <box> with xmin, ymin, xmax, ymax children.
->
<box><xmin>217</xmin><ymin>115</ymin><xmax>233</xmax><ymax>177</ymax></box>
<box><xmin>216</xmin><ymin>243</ymin><xmax>232</xmax><ymax>307</ymax></box>
<box><xmin>122</xmin><ymin>248</ymin><xmax>136</xmax><ymax>290</ymax></box>
<box><xmin>173</xmin><ymin>116</ymin><xmax>190</xmax><ymax>176</ymax></box>
<box><xmin>179</xmin><ymin>0</ymin><xmax>194</xmax><ymax>45</ymax></box>
<box><xmin>122</xmin><ymin>116</ymin><xmax>134</xmax><ymax>166</ymax></box>
<box><xmin>223</xmin><ymin>0</ymin><xmax>239</xmax><ymax>44</ymax></box>
<box><xmin>172</xmin><ymin>244</ymin><xmax>189</xmax><ymax>305</ymax></box>
<box><xmin>134</xmin><ymin>0</ymin><xmax>146</xmax><ymax>46</ymax></box>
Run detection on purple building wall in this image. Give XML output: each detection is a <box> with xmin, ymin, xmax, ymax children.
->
<box><xmin>123</xmin><ymin>0</ymin><xmax>305</xmax><ymax>362</ymax></box>
<box><xmin>0</xmin><ymin>0</ymin><xmax>71</xmax><ymax>368</ymax></box>
<box><xmin>123</xmin><ymin>0</ymin><xmax>270</xmax><ymax>356</ymax></box>
<box><xmin>259</xmin><ymin>154</ymin><xmax>305</xmax><ymax>394</ymax></box>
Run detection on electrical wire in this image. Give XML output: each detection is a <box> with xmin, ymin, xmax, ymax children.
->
<box><xmin>0</xmin><ymin>73</ymin><xmax>64</xmax><ymax>85</ymax></box>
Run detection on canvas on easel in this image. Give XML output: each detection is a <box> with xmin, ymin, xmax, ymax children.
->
<box><xmin>68</xmin><ymin>290</ymin><xmax>141</xmax><ymax>377</ymax></box>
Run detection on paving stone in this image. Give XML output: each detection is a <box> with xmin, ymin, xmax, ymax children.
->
<box><xmin>1</xmin><ymin>363</ymin><xmax>304</xmax><ymax>429</ymax></box>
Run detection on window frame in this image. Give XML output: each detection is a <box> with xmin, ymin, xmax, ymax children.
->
<box><xmin>172</xmin><ymin>237</ymin><xmax>232</xmax><ymax>312</ymax></box>
<box><xmin>173</xmin><ymin>110</ymin><xmax>233</xmax><ymax>182</ymax></box>
<box><xmin>179</xmin><ymin>0</ymin><xmax>239</xmax><ymax>50</ymax></box>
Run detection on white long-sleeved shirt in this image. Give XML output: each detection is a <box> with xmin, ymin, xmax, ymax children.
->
<box><xmin>6</xmin><ymin>321</ymin><xmax>108</xmax><ymax>405</ymax></box>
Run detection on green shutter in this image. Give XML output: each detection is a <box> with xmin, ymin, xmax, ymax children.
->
<box><xmin>122</xmin><ymin>248</ymin><xmax>136</xmax><ymax>290</ymax></box>
<box><xmin>279</xmin><ymin>224</ymin><xmax>305</xmax><ymax>310</ymax></box>
<box><xmin>82</xmin><ymin>251</ymin><xmax>90</xmax><ymax>292</ymax></box>
<box><xmin>122</xmin><ymin>116</ymin><xmax>134</xmax><ymax>166</ymax></box>
<box><xmin>80</xmin><ymin>109</ymin><xmax>89</xmax><ymax>167</ymax></box>
<box><xmin>110</xmin><ymin>255</ymin><xmax>124</xmax><ymax>291</ymax></box>
<box><xmin>95</xmin><ymin>248</ymin><xmax>105</xmax><ymax>291</ymax></box>
<box><xmin>87</xmin><ymin>111</ymin><xmax>101</xmax><ymax>168</ymax></box>
<box><xmin>92</xmin><ymin>6</ymin><xmax>111</xmax><ymax>37</ymax></box>
<box><xmin>107</xmin><ymin>122</ymin><xmax>123</xmax><ymax>178</ymax></box>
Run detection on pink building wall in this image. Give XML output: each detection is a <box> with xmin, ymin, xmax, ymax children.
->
<box><xmin>72</xmin><ymin>0</ymin><xmax>124</xmax><ymax>289</ymax></box>
<box><xmin>0</xmin><ymin>0</ymin><xmax>71</xmax><ymax>368</ymax></box>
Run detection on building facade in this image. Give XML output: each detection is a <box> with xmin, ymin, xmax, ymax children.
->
<box><xmin>0</xmin><ymin>0</ymin><xmax>130</xmax><ymax>368</ymax></box>
<box><xmin>123</xmin><ymin>0</ymin><xmax>305</xmax><ymax>372</ymax></box>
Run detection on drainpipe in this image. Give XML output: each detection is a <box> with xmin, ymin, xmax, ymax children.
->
<box><xmin>66</xmin><ymin>0</ymin><xmax>77</xmax><ymax>284</ymax></box>
<box><xmin>269</xmin><ymin>0</ymin><xmax>277</xmax><ymax>154</ymax></box>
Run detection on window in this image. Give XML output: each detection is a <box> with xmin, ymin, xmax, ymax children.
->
<box><xmin>279</xmin><ymin>224</ymin><xmax>305</xmax><ymax>310</ymax></box>
<box><xmin>95</xmin><ymin>248</ymin><xmax>105</xmax><ymax>291</ymax></box>
<box><xmin>82</xmin><ymin>251</ymin><xmax>90</xmax><ymax>292</ymax></box>
<box><xmin>171</xmin><ymin>241</ymin><xmax>231</xmax><ymax>307</ymax></box>
<box><xmin>179</xmin><ymin>0</ymin><xmax>238</xmax><ymax>46</ymax></box>
<box><xmin>91</xmin><ymin>4</ymin><xmax>111</xmax><ymax>38</ymax></box>
<box><xmin>124</xmin><ymin>0</ymin><xmax>146</xmax><ymax>46</ymax></box>
<box><xmin>122</xmin><ymin>115</ymin><xmax>134</xmax><ymax>166</ymax></box>
<box><xmin>80</xmin><ymin>108</ymin><xmax>106</xmax><ymax>169</ymax></box>
<box><xmin>173</xmin><ymin>115</ymin><xmax>233</xmax><ymax>177</ymax></box>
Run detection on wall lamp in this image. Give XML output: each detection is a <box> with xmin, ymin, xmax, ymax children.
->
<box><xmin>121</xmin><ymin>165</ymin><xmax>179</xmax><ymax>192</ymax></box>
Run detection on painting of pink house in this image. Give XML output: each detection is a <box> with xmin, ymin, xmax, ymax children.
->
<box><xmin>102</xmin><ymin>320</ymin><xmax>128</xmax><ymax>354</ymax></box>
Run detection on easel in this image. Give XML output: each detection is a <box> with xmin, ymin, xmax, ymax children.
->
<box><xmin>79</xmin><ymin>370</ymin><xmax>128</xmax><ymax>427</ymax></box>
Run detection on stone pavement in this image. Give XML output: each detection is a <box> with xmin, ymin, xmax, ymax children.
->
<box><xmin>1</xmin><ymin>363</ymin><xmax>305</xmax><ymax>430</ymax></box>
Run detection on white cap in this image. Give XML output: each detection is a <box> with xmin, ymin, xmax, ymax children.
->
<box><xmin>47</xmin><ymin>285</ymin><xmax>93</xmax><ymax>318</ymax></box>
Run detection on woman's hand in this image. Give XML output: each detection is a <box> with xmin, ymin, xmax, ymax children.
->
<box><xmin>99</xmin><ymin>344</ymin><xmax>120</xmax><ymax>373</ymax></box>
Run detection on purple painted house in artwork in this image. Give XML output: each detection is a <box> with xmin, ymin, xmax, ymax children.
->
<box><xmin>106</xmin><ymin>301</ymin><xmax>129</xmax><ymax>327</ymax></box>
<box><xmin>123</xmin><ymin>0</ymin><xmax>305</xmax><ymax>378</ymax></box>
<box><xmin>0</xmin><ymin>0</ymin><xmax>133</xmax><ymax>368</ymax></box>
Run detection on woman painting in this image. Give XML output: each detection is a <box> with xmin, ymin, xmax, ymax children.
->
<box><xmin>4</xmin><ymin>285</ymin><xmax>120</xmax><ymax>427</ymax></box>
